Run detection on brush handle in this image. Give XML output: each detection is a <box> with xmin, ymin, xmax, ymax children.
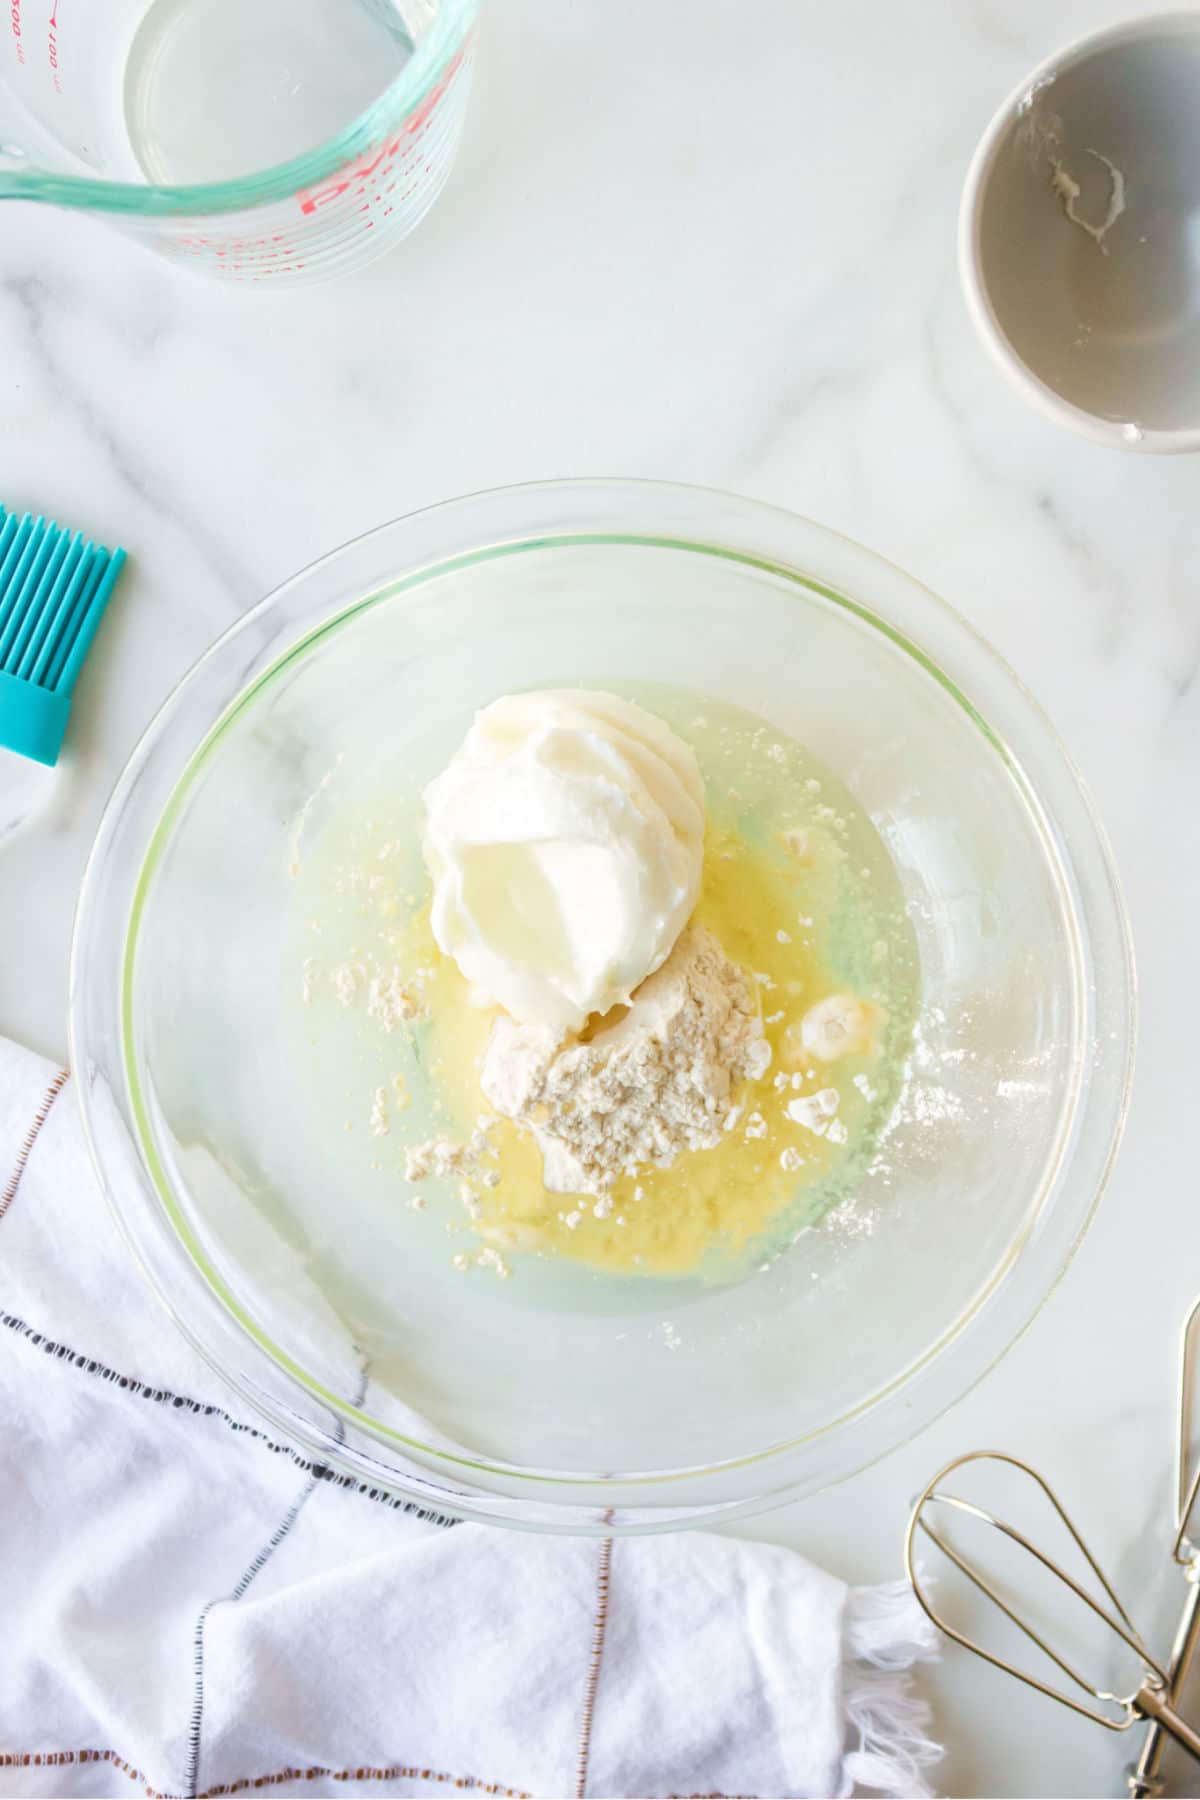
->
<box><xmin>0</xmin><ymin>745</ymin><xmax>57</xmax><ymax>845</ymax></box>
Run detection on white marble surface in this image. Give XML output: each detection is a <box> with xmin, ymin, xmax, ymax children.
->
<box><xmin>3</xmin><ymin>1</ymin><xmax>1200</xmax><ymax>1792</ymax></box>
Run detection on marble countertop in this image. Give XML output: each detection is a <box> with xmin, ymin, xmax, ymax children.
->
<box><xmin>4</xmin><ymin>0</ymin><xmax>1199</xmax><ymax>1792</ymax></box>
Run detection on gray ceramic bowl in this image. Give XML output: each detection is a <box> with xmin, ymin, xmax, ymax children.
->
<box><xmin>961</xmin><ymin>11</ymin><xmax>1200</xmax><ymax>453</ymax></box>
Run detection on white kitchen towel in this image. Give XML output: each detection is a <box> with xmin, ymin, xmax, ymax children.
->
<box><xmin>0</xmin><ymin>1036</ymin><xmax>940</xmax><ymax>1800</ymax></box>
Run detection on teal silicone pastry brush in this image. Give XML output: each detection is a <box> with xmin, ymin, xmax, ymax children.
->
<box><xmin>0</xmin><ymin>506</ymin><xmax>126</xmax><ymax>766</ymax></box>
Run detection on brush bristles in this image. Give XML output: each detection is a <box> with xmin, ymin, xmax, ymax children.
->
<box><xmin>0</xmin><ymin>507</ymin><xmax>125</xmax><ymax>696</ymax></box>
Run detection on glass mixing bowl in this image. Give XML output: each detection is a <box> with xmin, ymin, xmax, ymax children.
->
<box><xmin>70</xmin><ymin>481</ymin><xmax>1135</xmax><ymax>1532</ymax></box>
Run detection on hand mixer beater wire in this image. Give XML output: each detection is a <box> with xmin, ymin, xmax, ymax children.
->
<box><xmin>1128</xmin><ymin>1295</ymin><xmax>1200</xmax><ymax>1799</ymax></box>
<box><xmin>905</xmin><ymin>1450</ymin><xmax>1200</xmax><ymax>1766</ymax></box>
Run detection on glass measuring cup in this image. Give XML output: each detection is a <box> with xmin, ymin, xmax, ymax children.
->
<box><xmin>0</xmin><ymin>0</ymin><xmax>479</xmax><ymax>284</ymax></box>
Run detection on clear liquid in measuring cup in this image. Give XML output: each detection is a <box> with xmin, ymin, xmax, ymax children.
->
<box><xmin>124</xmin><ymin>0</ymin><xmax>419</xmax><ymax>186</ymax></box>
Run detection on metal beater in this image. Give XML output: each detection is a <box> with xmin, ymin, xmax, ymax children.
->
<box><xmin>905</xmin><ymin>1450</ymin><xmax>1200</xmax><ymax>1773</ymax></box>
<box><xmin>1127</xmin><ymin>1295</ymin><xmax>1200</xmax><ymax>1798</ymax></box>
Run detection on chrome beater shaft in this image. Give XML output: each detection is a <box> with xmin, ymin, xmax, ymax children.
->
<box><xmin>1128</xmin><ymin>1296</ymin><xmax>1200</xmax><ymax>1798</ymax></box>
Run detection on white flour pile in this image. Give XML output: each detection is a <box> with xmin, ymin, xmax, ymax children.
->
<box><xmin>480</xmin><ymin>924</ymin><xmax>772</xmax><ymax>1197</ymax></box>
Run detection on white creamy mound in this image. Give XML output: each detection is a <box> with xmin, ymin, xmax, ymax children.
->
<box><xmin>423</xmin><ymin>690</ymin><xmax>705</xmax><ymax>1037</ymax></box>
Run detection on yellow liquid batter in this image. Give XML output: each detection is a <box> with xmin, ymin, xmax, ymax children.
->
<box><xmin>289</xmin><ymin>685</ymin><xmax>919</xmax><ymax>1284</ymax></box>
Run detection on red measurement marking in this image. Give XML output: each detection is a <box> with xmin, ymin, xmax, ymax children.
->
<box><xmin>296</xmin><ymin>44</ymin><xmax>464</xmax><ymax>216</ymax></box>
<box><xmin>10</xmin><ymin>0</ymin><xmax>25</xmax><ymax>65</ymax></box>
<box><xmin>45</xmin><ymin>0</ymin><xmax>61</xmax><ymax>88</ymax></box>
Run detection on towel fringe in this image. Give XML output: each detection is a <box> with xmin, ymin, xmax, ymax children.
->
<box><xmin>840</xmin><ymin>1578</ymin><xmax>942</xmax><ymax>1799</ymax></box>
